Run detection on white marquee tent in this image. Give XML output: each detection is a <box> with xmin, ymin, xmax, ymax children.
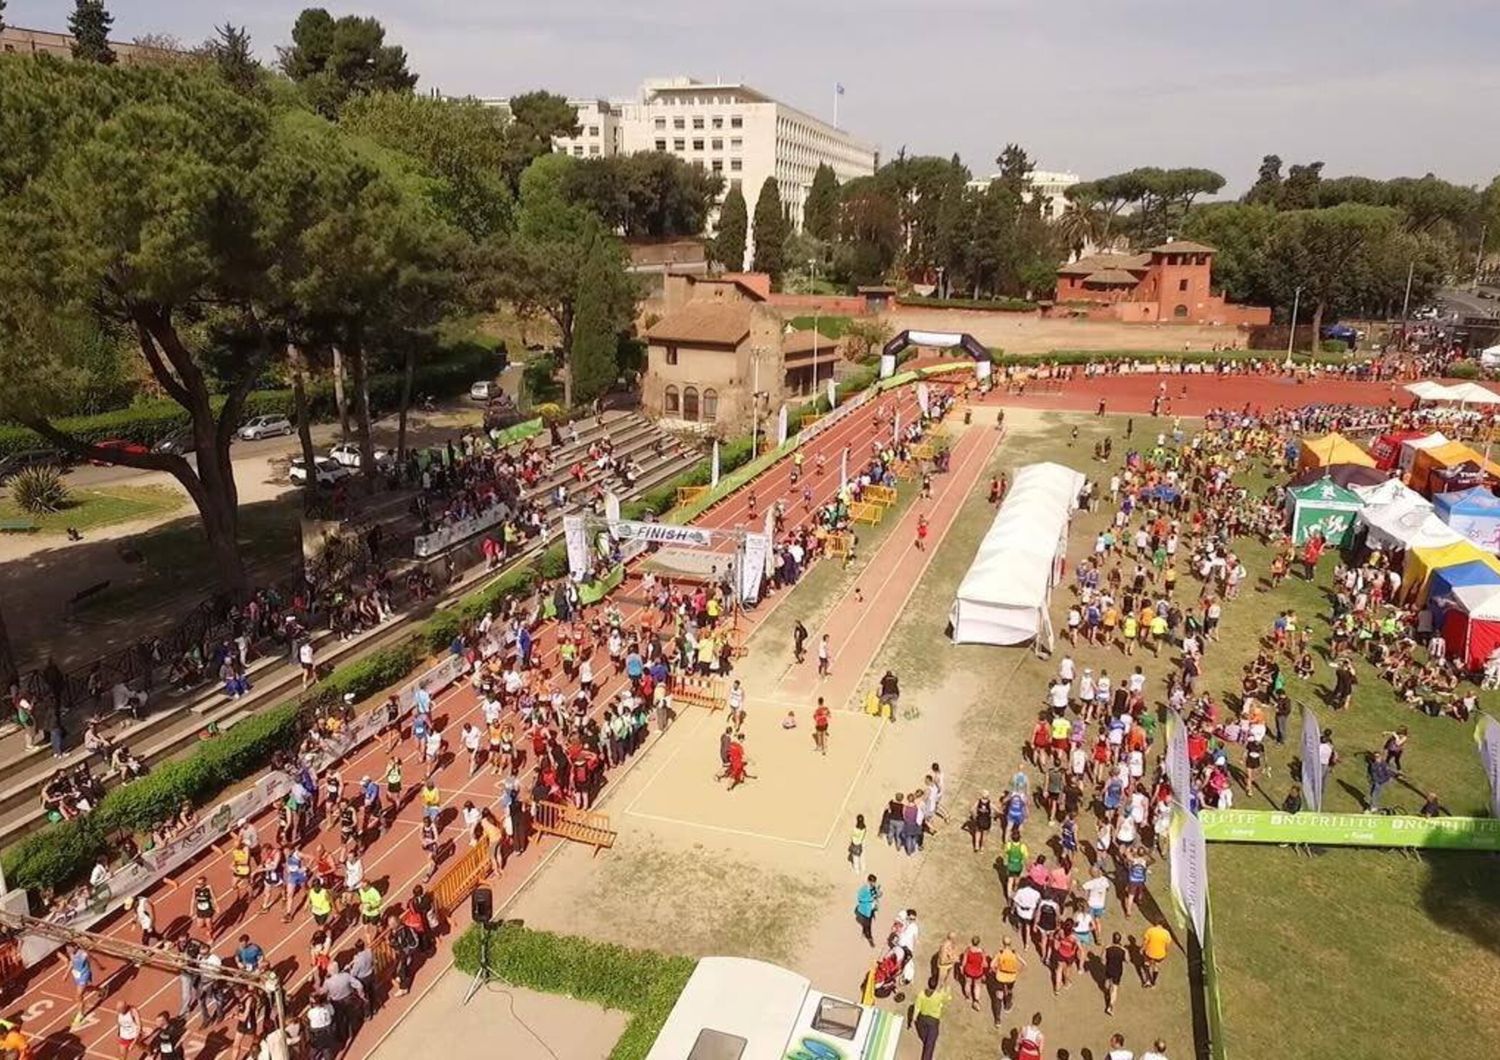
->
<box><xmin>949</xmin><ymin>462</ymin><xmax>1085</xmax><ymax>649</ymax></box>
<box><xmin>1357</xmin><ymin>494</ymin><xmax>1462</xmax><ymax>551</ymax></box>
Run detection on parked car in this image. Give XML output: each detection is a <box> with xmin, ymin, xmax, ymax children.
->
<box><xmin>0</xmin><ymin>449</ymin><xmax>66</xmax><ymax>482</ymax></box>
<box><xmin>288</xmin><ymin>456</ymin><xmax>350</xmax><ymax>486</ymax></box>
<box><xmin>483</xmin><ymin>394</ymin><xmax>526</xmax><ymax>432</ymax></box>
<box><xmin>90</xmin><ymin>438</ymin><xmax>150</xmax><ymax>465</ymax></box>
<box><xmin>152</xmin><ymin>429</ymin><xmax>197</xmax><ymax>456</ymax></box>
<box><xmin>327</xmin><ymin>442</ymin><xmax>394</xmax><ymax>470</ymax></box>
<box><xmin>469</xmin><ymin>380</ymin><xmax>498</xmax><ymax>402</ymax></box>
<box><xmin>237</xmin><ymin>415</ymin><xmax>294</xmax><ymax>441</ymax></box>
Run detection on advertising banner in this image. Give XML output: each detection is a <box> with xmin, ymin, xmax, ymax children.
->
<box><xmin>413</xmin><ymin>502</ymin><xmax>511</xmax><ymax>558</ymax></box>
<box><xmin>604</xmin><ymin>491</ymin><xmax>622</xmax><ymax>525</ymax></box>
<box><xmin>1168</xmin><ymin>802</ymin><xmax>1208</xmax><ymax>940</ymax></box>
<box><xmin>740</xmin><ymin>532</ymin><xmax>769</xmax><ymax>603</ymax></box>
<box><xmin>1473</xmin><ymin>714</ymin><xmax>1500</xmax><ymax>820</ymax></box>
<box><xmin>777</xmin><ymin>404</ymin><xmax>789</xmax><ymax>446</ymax></box>
<box><xmin>763</xmin><ymin>509</ymin><xmax>776</xmax><ymax>575</ymax></box>
<box><xmin>711</xmin><ymin>439</ymin><xmax>721</xmax><ymax>488</ymax></box>
<box><xmin>1199</xmin><ymin>809</ymin><xmax>1500</xmax><ymax>851</ymax></box>
<box><xmin>563</xmin><ymin>514</ymin><xmax>591</xmax><ymax>579</ymax></box>
<box><xmin>916</xmin><ymin>382</ymin><xmax>930</xmax><ymax>416</ymax></box>
<box><xmin>1166</xmin><ymin>708</ymin><xmax>1192</xmax><ymax>809</ymax></box>
<box><xmin>840</xmin><ymin>446</ymin><xmax>848</xmax><ymax>490</ymax></box>
<box><xmin>1301</xmin><ymin>704</ymin><xmax>1325</xmax><ymax>812</ymax></box>
<box><xmin>827</xmin><ymin>376</ymin><xmax>837</xmax><ymax>410</ymax></box>
<box><xmin>608</xmin><ymin>520</ymin><xmax>715</xmax><ymax>548</ymax></box>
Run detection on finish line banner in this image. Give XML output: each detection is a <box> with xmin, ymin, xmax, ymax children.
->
<box><xmin>608</xmin><ymin>520</ymin><xmax>714</xmax><ymax>548</ymax></box>
<box><xmin>1199</xmin><ymin>810</ymin><xmax>1500</xmax><ymax>851</ymax></box>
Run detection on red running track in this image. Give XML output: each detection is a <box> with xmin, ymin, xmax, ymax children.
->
<box><xmin>7</xmin><ymin>386</ymin><xmax>924</xmax><ymax>1060</ymax></box>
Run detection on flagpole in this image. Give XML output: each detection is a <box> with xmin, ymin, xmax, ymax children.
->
<box><xmin>833</xmin><ymin>85</ymin><xmax>839</xmax><ymax>128</ymax></box>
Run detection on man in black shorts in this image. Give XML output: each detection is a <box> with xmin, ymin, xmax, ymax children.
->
<box><xmin>792</xmin><ymin>621</ymin><xmax>808</xmax><ymax>664</ymax></box>
<box><xmin>1103</xmin><ymin>931</ymin><xmax>1127</xmax><ymax>1015</ymax></box>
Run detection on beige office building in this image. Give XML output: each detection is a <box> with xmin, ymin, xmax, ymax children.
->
<box><xmin>968</xmin><ymin>168</ymin><xmax>1081</xmax><ymax>221</ymax></box>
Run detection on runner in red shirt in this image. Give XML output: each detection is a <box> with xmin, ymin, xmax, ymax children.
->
<box><xmin>813</xmin><ymin>699</ymin><xmax>831</xmax><ymax>757</ymax></box>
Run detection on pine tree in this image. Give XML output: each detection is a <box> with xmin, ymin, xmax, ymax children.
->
<box><xmin>210</xmin><ymin>23</ymin><xmax>260</xmax><ymax>95</ymax></box>
<box><xmin>713</xmin><ymin>186</ymin><xmax>748</xmax><ymax>270</ymax></box>
<box><xmin>569</xmin><ymin>239</ymin><xmax>621</xmax><ymax>405</ymax></box>
<box><xmin>752</xmin><ymin>178</ymin><xmax>787</xmax><ymax>281</ymax></box>
<box><xmin>804</xmin><ymin>163</ymin><xmax>840</xmax><ymax>241</ymax></box>
<box><xmin>69</xmin><ymin>0</ymin><xmax>117</xmax><ymax>64</ymax></box>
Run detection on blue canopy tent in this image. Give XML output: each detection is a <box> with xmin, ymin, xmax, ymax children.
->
<box><xmin>1140</xmin><ymin>483</ymin><xmax>1182</xmax><ymax>504</ymax></box>
<box><xmin>1433</xmin><ymin>487</ymin><xmax>1500</xmax><ymax>551</ymax></box>
<box><xmin>1426</xmin><ymin>559</ymin><xmax>1500</xmax><ymax>625</ymax></box>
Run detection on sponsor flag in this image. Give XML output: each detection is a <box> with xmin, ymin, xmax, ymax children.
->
<box><xmin>604</xmin><ymin>491</ymin><xmax>621</xmax><ymax>524</ymax></box>
<box><xmin>763</xmin><ymin>509</ymin><xmax>777</xmax><ymax>573</ymax></box>
<box><xmin>1301</xmin><ymin>703</ymin><xmax>1325</xmax><ymax>812</ymax></box>
<box><xmin>777</xmin><ymin>404</ymin><xmax>789</xmax><ymax>446</ymax></box>
<box><xmin>827</xmin><ymin>376</ymin><xmax>838</xmax><ymax>409</ymax></box>
<box><xmin>916</xmin><ymin>382</ymin><xmax>930</xmax><ymax>415</ymax></box>
<box><xmin>893</xmin><ymin>408</ymin><xmax>900</xmax><ymax>444</ymax></box>
<box><xmin>1166</xmin><ymin>708</ymin><xmax>1192</xmax><ymax>811</ymax></box>
<box><xmin>840</xmin><ymin>446</ymin><xmax>848</xmax><ymax>489</ymax></box>
<box><xmin>1477</xmin><ymin>714</ymin><xmax>1500</xmax><ymax>820</ymax></box>
<box><xmin>711</xmin><ymin>438</ymin><xmax>721</xmax><ymax>488</ymax></box>
<box><xmin>1168</xmin><ymin>803</ymin><xmax>1209</xmax><ymax>940</ymax></box>
<box><xmin>563</xmin><ymin>514</ymin><xmax>591</xmax><ymax>579</ymax></box>
<box><xmin>740</xmin><ymin>532</ymin><xmax>769</xmax><ymax>602</ymax></box>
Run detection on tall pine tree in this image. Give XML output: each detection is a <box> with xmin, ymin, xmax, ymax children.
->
<box><xmin>751</xmin><ymin>178</ymin><xmax>787</xmax><ymax>281</ymax></box>
<box><xmin>69</xmin><ymin>0</ymin><xmax>116</xmax><ymax>64</ymax></box>
<box><xmin>713</xmin><ymin>186</ymin><xmax>748</xmax><ymax>270</ymax></box>
<box><xmin>804</xmin><ymin>163</ymin><xmax>840</xmax><ymax>241</ymax></box>
<box><xmin>569</xmin><ymin>238</ymin><xmax>622</xmax><ymax>405</ymax></box>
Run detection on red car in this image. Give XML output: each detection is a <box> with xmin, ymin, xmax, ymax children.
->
<box><xmin>90</xmin><ymin>438</ymin><xmax>150</xmax><ymax>465</ymax></box>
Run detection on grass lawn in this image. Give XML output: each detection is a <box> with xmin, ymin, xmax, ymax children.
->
<box><xmin>0</xmin><ymin>484</ymin><xmax>183</xmax><ymax>534</ymax></box>
<box><xmin>842</xmin><ymin>407</ymin><xmax>1500</xmax><ymax>1060</ymax></box>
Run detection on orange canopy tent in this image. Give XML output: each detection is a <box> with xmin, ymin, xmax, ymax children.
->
<box><xmin>1406</xmin><ymin>440</ymin><xmax>1500</xmax><ymax>495</ymax></box>
<box><xmin>1297</xmin><ymin>433</ymin><xmax>1375</xmax><ymax>474</ymax></box>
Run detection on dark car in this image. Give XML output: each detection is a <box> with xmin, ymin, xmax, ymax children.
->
<box><xmin>0</xmin><ymin>448</ymin><xmax>66</xmax><ymax>483</ymax></box>
<box><xmin>152</xmin><ymin>429</ymin><xmax>197</xmax><ymax>456</ymax></box>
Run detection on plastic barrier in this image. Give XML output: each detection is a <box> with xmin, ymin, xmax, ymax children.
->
<box><xmin>672</xmin><ymin>674</ymin><xmax>728</xmax><ymax>711</ymax></box>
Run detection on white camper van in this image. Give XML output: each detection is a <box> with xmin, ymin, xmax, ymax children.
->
<box><xmin>645</xmin><ymin>956</ymin><xmax>901</xmax><ymax>1060</ymax></box>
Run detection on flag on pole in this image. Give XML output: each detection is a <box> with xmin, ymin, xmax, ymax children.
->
<box><xmin>835</xmin><ymin>83</ymin><xmax>845</xmax><ymax>96</ymax></box>
<box><xmin>1301</xmin><ymin>704</ymin><xmax>1325</xmax><ymax>812</ymax></box>
<box><xmin>827</xmin><ymin>376</ymin><xmax>837</xmax><ymax>410</ymax></box>
<box><xmin>892</xmin><ymin>408</ymin><xmax>899</xmax><ymax>444</ymax></box>
<box><xmin>711</xmin><ymin>439</ymin><xmax>721</xmax><ymax>488</ymax></box>
<box><xmin>1476</xmin><ymin>714</ymin><xmax>1500</xmax><ymax>820</ymax></box>
<box><xmin>777</xmin><ymin>404</ymin><xmax>789</xmax><ymax>446</ymax></box>
<box><xmin>840</xmin><ymin>446</ymin><xmax>848</xmax><ymax>489</ymax></box>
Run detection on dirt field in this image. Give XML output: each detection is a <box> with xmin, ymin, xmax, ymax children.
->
<box><xmin>885</xmin><ymin>306</ymin><xmax>1246</xmax><ymax>355</ymax></box>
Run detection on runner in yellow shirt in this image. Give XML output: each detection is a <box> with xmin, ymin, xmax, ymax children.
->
<box><xmin>1141</xmin><ymin>921</ymin><xmax>1172</xmax><ymax>987</ymax></box>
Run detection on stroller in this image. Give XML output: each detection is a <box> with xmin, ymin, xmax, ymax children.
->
<box><xmin>869</xmin><ymin>945</ymin><xmax>910</xmax><ymax>999</ymax></box>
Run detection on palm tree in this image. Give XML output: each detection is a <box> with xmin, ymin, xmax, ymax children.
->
<box><xmin>1055</xmin><ymin>201</ymin><xmax>1104</xmax><ymax>260</ymax></box>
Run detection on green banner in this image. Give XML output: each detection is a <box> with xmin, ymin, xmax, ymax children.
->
<box><xmin>1199</xmin><ymin>809</ymin><xmax>1500</xmax><ymax>851</ymax></box>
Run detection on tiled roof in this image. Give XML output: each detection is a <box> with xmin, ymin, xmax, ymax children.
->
<box><xmin>1147</xmin><ymin>240</ymin><xmax>1216</xmax><ymax>255</ymax></box>
<box><xmin>645</xmin><ymin>302</ymin><xmax>753</xmax><ymax>346</ymax></box>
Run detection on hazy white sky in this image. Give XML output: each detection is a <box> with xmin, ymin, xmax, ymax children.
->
<box><xmin>9</xmin><ymin>0</ymin><xmax>1499</xmax><ymax>192</ymax></box>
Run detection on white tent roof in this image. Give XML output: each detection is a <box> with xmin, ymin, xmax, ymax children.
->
<box><xmin>950</xmin><ymin>462</ymin><xmax>1085</xmax><ymax>647</ymax></box>
<box><xmin>1358</xmin><ymin>496</ymin><xmax>1462</xmax><ymax>551</ymax></box>
<box><xmin>1404</xmin><ymin>381</ymin><xmax>1500</xmax><ymax>405</ymax></box>
<box><xmin>1353</xmin><ymin>478</ymin><xmax>1425</xmax><ymax>509</ymax></box>
<box><xmin>1406</xmin><ymin>381</ymin><xmax>1453</xmax><ymax>399</ymax></box>
<box><xmin>1450</xmin><ymin>582</ymin><xmax>1500</xmax><ymax>622</ymax></box>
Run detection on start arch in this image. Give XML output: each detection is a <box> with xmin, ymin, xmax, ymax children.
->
<box><xmin>879</xmin><ymin>330</ymin><xmax>993</xmax><ymax>380</ymax></box>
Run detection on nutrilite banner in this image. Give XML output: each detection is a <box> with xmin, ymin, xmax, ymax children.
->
<box><xmin>1199</xmin><ymin>810</ymin><xmax>1500</xmax><ymax>851</ymax></box>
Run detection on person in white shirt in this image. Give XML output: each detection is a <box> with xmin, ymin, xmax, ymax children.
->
<box><xmin>1105</xmin><ymin>1032</ymin><xmax>1134</xmax><ymax>1060</ymax></box>
<box><xmin>1011</xmin><ymin>882</ymin><xmax>1041</xmax><ymax>948</ymax></box>
<box><xmin>1141</xmin><ymin>1041</ymin><xmax>1170</xmax><ymax>1060</ymax></box>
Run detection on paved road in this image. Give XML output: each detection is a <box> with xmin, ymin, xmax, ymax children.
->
<box><xmin>1437</xmin><ymin>286</ymin><xmax>1500</xmax><ymax>319</ymax></box>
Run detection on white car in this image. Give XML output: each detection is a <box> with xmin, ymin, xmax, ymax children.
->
<box><xmin>238</xmin><ymin>415</ymin><xmax>293</xmax><ymax>441</ymax></box>
<box><xmin>328</xmin><ymin>443</ymin><xmax>395</xmax><ymax>470</ymax></box>
<box><xmin>288</xmin><ymin>456</ymin><xmax>350</xmax><ymax>486</ymax></box>
<box><xmin>469</xmin><ymin>380</ymin><xmax>497</xmax><ymax>401</ymax></box>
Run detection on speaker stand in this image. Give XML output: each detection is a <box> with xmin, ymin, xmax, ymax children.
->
<box><xmin>463</xmin><ymin>922</ymin><xmax>495</xmax><ymax>1005</ymax></box>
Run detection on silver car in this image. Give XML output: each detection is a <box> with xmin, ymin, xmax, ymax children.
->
<box><xmin>238</xmin><ymin>415</ymin><xmax>294</xmax><ymax>441</ymax></box>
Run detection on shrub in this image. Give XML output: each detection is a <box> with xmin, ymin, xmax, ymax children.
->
<box><xmin>531</xmin><ymin>402</ymin><xmax>566</xmax><ymax>424</ymax></box>
<box><xmin>1320</xmin><ymin>339</ymin><xmax>1349</xmax><ymax>354</ymax></box>
<box><xmin>11</xmin><ymin>465</ymin><xmax>69</xmax><ymax>514</ymax></box>
<box><xmin>1448</xmin><ymin>361</ymin><xmax>1480</xmax><ymax>380</ymax></box>
<box><xmin>452</xmin><ymin>926</ymin><xmax>696</xmax><ymax>1060</ymax></box>
<box><xmin>896</xmin><ymin>294</ymin><xmax>1036</xmax><ymax>312</ymax></box>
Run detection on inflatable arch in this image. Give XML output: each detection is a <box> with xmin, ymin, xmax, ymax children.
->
<box><xmin>879</xmin><ymin>330</ymin><xmax>993</xmax><ymax>381</ymax></box>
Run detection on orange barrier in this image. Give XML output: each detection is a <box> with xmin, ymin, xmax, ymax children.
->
<box><xmin>672</xmin><ymin>674</ymin><xmax>728</xmax><ymax>710</ymax></box>
<box><xmin>432</xmin><ymin>841</ymin><xmax>493</xmax><ymax>917</ymax></box>
<box><xmin>827</xmin><ymin>532</ymin><xmax>855</xmax><ymax>558</ymax></box>
<box><xmin>801</xmin><ymin>414</ymin><xmax>822</xmax><ymax>431</ymax></box>
<box><xmin>533</xmin><ymin>800</ymin><xmax>617</xmax><ymax>850</ymax></box>
<box><xmin>850</xmin><ymin>501</ymin><xmax>883</xmax><ymax>525</ymax></box>
<box><xmin>864</xmin><ymin>485</ymin><xmax>897</xmax><ymax>507</ymax></box>
<box><xmin>676</xmin><ymin>485</ymin><xmax>709</xmax><ymax>506</ymax></box>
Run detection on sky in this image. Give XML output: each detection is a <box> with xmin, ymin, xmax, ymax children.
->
<box><xmin>9</xmin><ymin>0</ymin><xmax>1500</xmax><ymax>194</ymax></box>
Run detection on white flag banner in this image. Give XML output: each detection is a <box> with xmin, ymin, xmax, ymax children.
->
<box><xmin>763</xmin><ymin>509</ymin><xmax>777</xmax><ymax>574</ymax></box>
<box><xmin>563</xmin><ymin>514</ymin><xmax>591</xmax><ymax>579</ymax></box>
<box><xmin>827</xmin><ymin>376</ymin><xmax>838</xmax><ymax>409</ymax></box>
<box><xmin>1166</xmin><ymin>708</ymin><xmax>1192</xmax><ymax>810</ymax></box>
<box><xmin>740</xmin><ymin>532</ymin><xmax>769</xmax><ymax>603</ymax></box>
<box><xmin>893</xmin><ymin>408</ymin><xmax>900</xmax><ymax>444</ymax></box>
<box><xmin>840</xmin><ymin>446</ymin><xmax>849</xmax><ymax>489</ymax></box>
<box><xmin>1301</xmin><ymin>703</ymin><xmax>1325</xmax><ymax>812</ymax></box>
<box><xmin>777</xmin><ymin>404</ymin><xmax>789</xmax><ymax>446</ymax></box>
<box><xmin>711</xmin><ymin>439</ymin><xmax>721</xmax><ymax>488</ymax></box>
<box><xmin>1476</xmin><ymin>714</ymin><xmax>1500</xmax><ymax>820</ymax></box>
<box><xmin>916</xmin><ymin>382</ymin><xmax>930</xmax><ymax>416</ymax></box>
<box><xmin>1168</xmin><ymin>802</ymin><xmax>1209</xmax><ymax>941</ymax></box>
<box><xmin>604</xmin><ymin>491</ymin><xmax>622</xmax><ymax>524</ymax></box>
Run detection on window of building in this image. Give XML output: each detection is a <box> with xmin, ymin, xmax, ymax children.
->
<box><xmin>587</xmin><ymin>125</ymin><xmax>599</xmax><ymax>136</ymax></box>
<box><xmin>730</xmin><ymin>115</ymin><xmax>743</xmax><ymax>128</ymax></box>
<box><xmin>655</xmin><ymin>139</ymin><xmax>667</xmax><ymax>151</ymax></box>
<box><xmin>664</xmin><ymin>385</ymin><xmax>680</xmax><ymax>414</ymax></box>
<box><xmin>692</xmin><ymin>117</ymin><xmax>704</xmax><ymax>129</ymax></box>
<box><xmin>712</xmin><ymin>160</ymin><xmax>723</xmax><ymax>173</ymax></box>
<box><xmin>730</xmin><ymin>159</ymin><xmax>742</xmax><ymax>172</ymax></box>
<box><xmin>730</xmin><ymin>138</ymin><xmax>742</xmax><ymax>150</ymax></box>
<box><xmin>573</xmin><ymin>146</ymin><xmax>584</xmax><ymax>156</ymax></box>
<box><xmin>673</xmin><ymin>139</ymin><xmax>685</xmax><ymax>151</ymax></box>
<box><xmin>702</xmin><ymin>389</ymin><xmax>719</xmax><ymax>422</ymax></box>
<box><xmin>1178</xmin><ymin>278</ymin><xmax>1189</xmax><ymax>292</ymax></box>
<box><xmin>673</xmin><ymin>117</ymin><xmax>685</xmax><ymax>130</ymax></box>
<box><xmin>1173</xmin><ymin>304</ymin><xmax>1189</xmax><ymax>319</ymax></box>
<box><xmin>711</xmin><ymin>138</ymin><xmax>723</xmax><ymax>151</ymax></box>
<box><xmin>589</xmin><ymin>145</ymin><xmax>600</xmax><ymax>156</ymax></box>
<box><xmin>665</xmin><ymin>348</ymin><xmax>679</xmax><ymax>366</ymax></box>
<box><xmin>712</xmin><ymin>117</ymin><xmax>723</xmax><ymax>129</ymax></box>
<box><xmin>683</xmin><ymin>386</ymin><xmax>700</xmax><ymax>421</ymax></box>
<box><xmin>654</xmin><ymin>117</ymin><xmax>666</xmax><ymax>130</ymax></box>
<box><xmin>692</xmin><ymin>139</ymin><xmax>704</xmax><ymax>151</ymax></box>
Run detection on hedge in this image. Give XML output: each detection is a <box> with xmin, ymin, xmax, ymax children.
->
<box><xmin>452</xmin><ymin>926</ymin><xmax>696</xmax><ymax>1060</ymax></box>
<box><xmin>0</xmin><ymin>344</ymin><xmax>504</xmax><ymax>459</ymax></box>
<box><xmin>897</xmin><ymin>294</ymin><xmax>1037</xmax><ymax>312</ymax></box>
<box><xmin>1000</xmin><ymin>348</ymin><xmax>1355</xmax><ymax>368</ymax></box>
<box><xmin>0</xmin><ymin>415</ymin><xmax>763</xmax><ymax>894</ymax></box>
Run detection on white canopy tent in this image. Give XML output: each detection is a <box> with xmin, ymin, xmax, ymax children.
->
<box><xmin>1352</xmin><ymin>478</ymin><xmax>1425</xmax><ymax>509</ymax></box>
<box><xmin>1358</xmin><ymin>495</ymin><xmax>1462</xmax><ymax>551</ymax></box>
<box><xmin>949</xmin><ymin>462</ymin><xmax>1085</xmax><ymax>650</ymax></box>
<box><xmin>1398</xmin><ymin>431</ymin><xmax>1449</xmax><ymax>473</ymax></box>
<box><xmin>1403</xmin><ymin>381</ymin><xmax>1500</xmax><ymax>405</ymax></box>
<box><xmin>1480</xmin><ymin>345</ymin><xmax>1500</xmax><ymax>369</ymax></box>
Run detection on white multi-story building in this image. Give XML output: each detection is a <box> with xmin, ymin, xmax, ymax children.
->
<box><xmin>968</xmin><ymin>168</ymin><xmax>1081</xmax><ymax>221</ymax></box>
<box><xmin>553</xmin><ymin>99</ymin><xmax>623</xmax><ymax>159</ymax></box>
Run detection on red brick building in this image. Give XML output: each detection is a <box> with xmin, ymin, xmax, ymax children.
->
<box><xmin>1053</xmin><ymin>240</ymin><xmax>1270</xmax><ymax>326</ymax></box>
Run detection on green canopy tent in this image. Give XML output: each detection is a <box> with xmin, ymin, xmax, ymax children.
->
<box><xmin>1286</xmin><ymin>476</ymin><xmax>1363</xmax><ymax>546</ymax></box>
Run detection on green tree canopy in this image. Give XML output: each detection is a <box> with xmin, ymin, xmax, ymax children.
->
<box><xmin>205</xmin><ymin>23</ymin><xmax>260</xmax><ymax>95</ymax></box>
<box><xmin>804</xmin><ymin>163</ymin><xmax>841</xmax><ymax>242</ymax></box>
<box><xmin>563</xmin><ymin>152</ymin><xmax>722</xmax><ymax>239</ymax></box>
<box><xmin>278</xmin><ymin>7</ymin><xmax>416</xmax><ymax>117</ymax></box>
<box><xmin>68</xmin><ymin>0</ymin><xmax>116</xmax><ymax>64</ymax></box>
<box><xmin>712</xmin><ymin>186</ymin><xmax>748</xmax><ymax>269</ymax></box>
<box><xmin>500</xmin><ymin>91</ymin><xmax>580</xmax><ymax>192</ymax></box>
<box><xmin>751</xmin><ymin>178</ymin><xmax>788</xmax><ymax>280</ymax></box>
<box><xmin>569</xmin><ymin>238</ymin><xmax>627</xmax><ymax>405</ymax></box>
